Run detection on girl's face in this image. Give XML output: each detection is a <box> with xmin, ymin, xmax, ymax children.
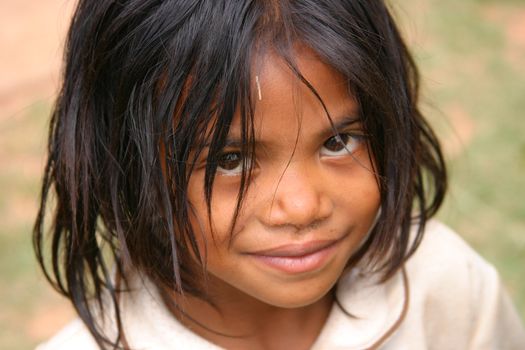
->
<box><xmin>187</xmin><ymin>48</ymin><xmax>380</xmax><ymax>308</ymax></box>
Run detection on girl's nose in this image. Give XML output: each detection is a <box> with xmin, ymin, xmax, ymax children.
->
<box><xmin>263</xmin><ymin>165</ymin><xmax>333</xmax><ymax>230</ymax></box>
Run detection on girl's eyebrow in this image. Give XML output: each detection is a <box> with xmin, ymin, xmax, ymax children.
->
<box><xmin>205</xmin><ymin>114</ymin><xmax>362</xmax><ymax>150</ymax></box>
<box><xmin>326</xmin><ymin>114</ymin><xmax>362</xmax><ymax>133</ymax></box>
<box><xmin>313</xmin><ymin>113</ymin><xmax>362</xmax><ymax>141</ymax></box>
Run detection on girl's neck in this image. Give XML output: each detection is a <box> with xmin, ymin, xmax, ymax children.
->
<box><xmin>162</xmin><ymin>283</ymin><xmax>335</xmax><ymax>350</ymax></box>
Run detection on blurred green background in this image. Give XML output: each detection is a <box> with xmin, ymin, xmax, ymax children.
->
<box><xmin>0</xmin><ymin>0</ymin><xmax>524</xmax><ymax>349</ymax></box>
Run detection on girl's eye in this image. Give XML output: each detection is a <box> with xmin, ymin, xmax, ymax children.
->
<box><xmin>216</xmin><ymin>152</ymin><xmax>250</xmax><ymax>176</ymax></box>
<box><xmin>320</xmin><ymin>133</ymin><xmax>362</xmax><ymax>157</ymax></box>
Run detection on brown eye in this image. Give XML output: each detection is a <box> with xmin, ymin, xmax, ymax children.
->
<box><xmin>218</xmin><ymin>152</ymin><xmax>242</xmax><ymax>171</ymax></box>
<box><xmin>321</xmin><ymin>133</ymin><xmax>362</xmax><ymax>157</ymax></box>
<box><xmin>216</xmin><ymin>151</ymin><xmax>253</xmax><ymax>176</ymax></box>
<box><xmin>323</xmin><ymin>134</ymin><xmax>349</xmax><ymax>152</ymax></box>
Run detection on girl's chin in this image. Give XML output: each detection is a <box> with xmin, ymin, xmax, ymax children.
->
<box><xmin>239</xmin><ymin>279</ymin><xmax>337</xmax><ymax>309</ymax></box>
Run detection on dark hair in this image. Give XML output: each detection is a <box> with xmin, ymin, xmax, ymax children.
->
<box><xmin>34</xmin><ymin>0</ymin><xmax>446</xmax><ymax>348</ymax></box>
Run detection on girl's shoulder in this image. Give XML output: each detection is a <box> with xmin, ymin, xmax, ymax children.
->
<box><xmin>406</xmin><ymin>220</ymin><xmax>496</xmax><ymax>285</ymax></box>
<box><xmin>388</xmin><ymin>220</ymin><xmax>525</xmax><ymax>349</ymax></box>
<box><xmin>34</xmin><ymin>274</ymin><xmax>222</xmax><ymax>350</ymax></box>
<box><xmin>35</xmin><ymin>319</ymin><xmax>98</xmax><ymax>350</ymax></box>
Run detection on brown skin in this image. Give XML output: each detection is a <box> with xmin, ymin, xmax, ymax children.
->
<box><xmin>176</xmin><ymin>48</ymin><xmax>381</xmax><ymax>349</ymax></box>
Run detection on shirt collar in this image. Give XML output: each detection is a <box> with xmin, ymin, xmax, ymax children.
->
<box><xmin>311</xmin><ymin>267</ymin><xmax>409</xmax><ymax>350</ymax></box>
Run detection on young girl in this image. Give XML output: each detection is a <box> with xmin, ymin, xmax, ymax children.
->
<box><xmin>34</xmin><ymin>1</ymin><xmax>525</xmax><ymax>349</ymax></box>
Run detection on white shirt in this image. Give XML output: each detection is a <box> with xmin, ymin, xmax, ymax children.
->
<box><xmin>36</xmin><ymin>221</ymin><xmax>525</xmax><ymax>349</ymax></box>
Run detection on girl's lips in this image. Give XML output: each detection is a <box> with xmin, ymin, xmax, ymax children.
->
<box><xmin>245</xmin><ymin>237</ymin><xmax>344</xmax><ymax>274</ymax></box>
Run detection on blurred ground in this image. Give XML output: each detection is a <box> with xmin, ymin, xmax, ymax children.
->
<box><xmin>0</xmin><ymin>1</ymin><xmax>76</xmax><ymax>349</ymax></box>
<box><xmin>0</xmin><ymin>0</ymin><xmax>524</xmax><ymax>349</ymax></box>
<box><xmin>0</xmin><ymin>0</ymin><xmax>73</xmax><ymax>118</ymax></box>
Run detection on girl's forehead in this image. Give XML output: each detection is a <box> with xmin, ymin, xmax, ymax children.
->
<box><xmin>232</xmin><ymin>47</ymin><xmax>359</xmax><ymax>128</ymax></box>
<box><xmin>227</xmin><ymin>47</ymin><xmax>358</xmax><ymax>135</ymax></box>
<box><xmin>252</xmin><ymin>45</ymin><xmax>350</xmax><ymax>96</ymax></box>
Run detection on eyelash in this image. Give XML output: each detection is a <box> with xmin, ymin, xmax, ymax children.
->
<box><xmin>215</xmin><ymin>132</ymin><xmax>365</xmax><ymax>176</ymax></box>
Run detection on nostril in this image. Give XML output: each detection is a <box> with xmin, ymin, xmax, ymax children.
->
<box><xmin>263</xmin><ymin>218</ymin><xmax>324</xmax><ymax>234</ymax></box>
